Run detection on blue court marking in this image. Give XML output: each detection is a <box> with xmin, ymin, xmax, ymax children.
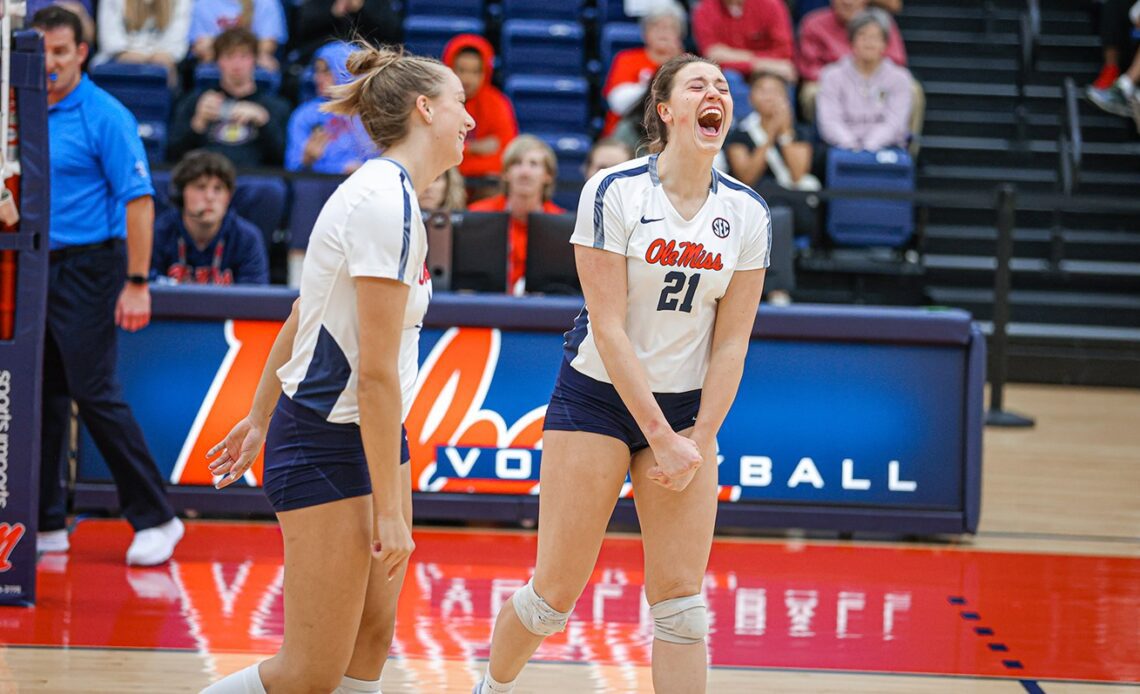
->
<box><xmin>1020</xmin><ymin>681</ymin><xmax>1047</xmax><ymax>694</ymax></box>
<box><xmin>1004</xmin><ymin>660</ymin><xmax>1025</xmax><ymax>669</ymax></box>
<box><xmin>948</xmin><ymin>596</ymin><xmax>967</xmax><ymax>605</ymax></box>
<box><xmin>975</xmin><ymin>627</ymin><xmax>994</xmax><ymax>635</ymax></box>
<box><xmin>960</xmin><ymin>611</ymin><xmax>981</xmax><ymax>620</ymax></box>
<box><xmin>988</xmin><ymin>643</ymin><xmax>1009</xmax><ymax>652</ymax></box>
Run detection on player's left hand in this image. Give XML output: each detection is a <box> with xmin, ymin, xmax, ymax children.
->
<box><xmin>207</xmin><ymin>417</ymin><xmax>268</xmax><ymax>489</ymax></box>
<box><xmin>116</xmin><ymin>284</ymin><xmax>151</xmax><ymax>332</ymax></box>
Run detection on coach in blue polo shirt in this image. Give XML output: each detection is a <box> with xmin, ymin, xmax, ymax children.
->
<box><xmin>34</xmin><ymin>7</ymin><xmax>183</xmax><ymax>566</ymax></box>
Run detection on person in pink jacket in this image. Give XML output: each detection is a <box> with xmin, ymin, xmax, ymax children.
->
<box><xmin>816</xmin><ymin>9</ymin><xmax>913</xmax><ymax>152</ymax></box>
<box><xmin>797</xmin><ymin>0</ymin><xmax>923</xmax><ymax>151</ymax></box>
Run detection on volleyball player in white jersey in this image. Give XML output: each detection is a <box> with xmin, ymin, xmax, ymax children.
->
<box><xmin>200</xmin><ymin>45</ymin><xmax>474</xmax><ymax>694</ymax></box>
<box><xmin>478</xmin><ymin>54</ymin><xmax>771</xmax><ymax>694</ymax></box>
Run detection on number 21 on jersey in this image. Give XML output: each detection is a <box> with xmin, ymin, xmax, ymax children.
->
<box><xmin>658</xmin><ymin>272</ymin><xmax>701</xmax><ymax>313</ymax></box>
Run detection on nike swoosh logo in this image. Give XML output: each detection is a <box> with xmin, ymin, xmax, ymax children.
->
<box><xmin>640</xmin><ymin>215</ymin><xmax>665</xmax><ymax>224</ymax></box>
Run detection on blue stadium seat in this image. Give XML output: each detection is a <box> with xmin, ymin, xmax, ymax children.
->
<box><xmin>596</xmin><ymin>0</ymin><xmax>633</xmax><ymax>23</ymax></box>
<box><xmin>403</xmin><ymin>15</ymin><xmax>485</xmax><ymax>59</ymax></box>
<box><xmin>231</xmin><ymin>176</ymin><xmax>289</xmax><ymax>249</ymax></box>
<box><xmin>825</xmin><ymin>148</ymin><xmax>915</xmax><ymax>247</ymax></box>
<box><xmin>538</xmin><ymin>132</ymin><xmax>591</xmax><ymax>185</ymax></box>
<box><xmin>500</xmin><ymin>20</ymin><xmax>585</xmax><ymax>77</ymax></box>
<box><xmin>599</xmin><ymin>22</ymin><xmax>643</xmax><ymax>68</ymax></box>
<box><xmin>405</xmin><ymin>0</ymin><xmax>483</xmax><ymax>17</ymax></box>
<box><xmin>288</xmin><ymin>176</ymin><xmax>344</xmax><ymax>250</ymax></box>
<box><xmin>504</xmin><ymin>75</ymin><xmax>591</xmax><ymax>134</ymax></box>
<box><xmin>723</xmin><ymin>69</ymin><xmax>753</xmax><ymax>123</ymax></box>
<box><xmin>193</xmin><ymin>63</ymin><xmax>282</xmax><ymax>94</ymax></box>
<box><xmin>501</xmin><ymin>0</ymin><xmax>581</xmax><ymax>21</ymax></box>
<box><xmin>151</xmin><ymin>169</ymin><xmax>174</xmax><ymax>217</ymax></box>
<box><xmin>90</xmin><ymin>63</ymin><xmax>172</xmax><ymax>161</ymax></box>
<box><xmin>794</xmin><ymin>0</ymin><xmax>830</xmax><ymax>23</ymax></box>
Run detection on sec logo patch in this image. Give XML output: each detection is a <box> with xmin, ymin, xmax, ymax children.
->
<box><xmin>711</xmin><ymin>217</ymin><xmax>730</xmax><ymax>239</ymax></box>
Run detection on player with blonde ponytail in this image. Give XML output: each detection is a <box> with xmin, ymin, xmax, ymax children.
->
<box><xmin>202</xmin><ymin>44</ymin><xmax>474</xmax><ymax>694</ymax></box>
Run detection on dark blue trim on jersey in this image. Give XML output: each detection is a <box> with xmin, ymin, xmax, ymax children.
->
<box><xmin>717</xmin><ymin>175</ymin><xmax>774</xmax><ymax>266</ymax></box>
<box><xmin>593</xmin><ymin>165</ymin><xmax>649</xmax><ymax>249</ymax></box>
<box><xmin>562</xmin><ymin>305</ymin><xmax>591</xmax><ymax>362</ymax></box>
<box><xmin>648</xmin><ymin>153</ymin><xmax>661</xmax><ymax>186</ymax></box>
<box><xmin>710</xmin><ymin>168</ymin><xmax>720</xmax><ymax>193</ymax></box>
<box><xmin>291</xmin><ymin>325</ymin><xmax>353</xmax><ymax>420</ymax></box>
<box><xmin>398</xmin><ymin>172</ymin><xmax>412</xmax><ymax>283</ymax></box>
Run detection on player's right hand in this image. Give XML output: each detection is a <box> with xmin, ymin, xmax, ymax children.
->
<box><xmin>373</xmin><ymin>512</ymin><xmax>415</xmax><ymax>580</ymax></box>
<box><xmin>647</xmin><ymin>432</ymin><xmax>702</xmax><ymax>492</ymax></box>
<box><xmin>207</xmin><ymin>417</ymin><xmax>267</xmax><ymax>490</ymax></box>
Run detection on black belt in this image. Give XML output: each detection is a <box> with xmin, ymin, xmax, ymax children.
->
<box><xmin>48</xmin><ymin>238</ymin><xmax>118</xmax><ymax>262</ymax></box>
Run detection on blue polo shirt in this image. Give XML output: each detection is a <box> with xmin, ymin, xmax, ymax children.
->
<box><xmin>48</xmin><ymin>75</ymin><xmax>154</xmax><ymax>249</ymax></box>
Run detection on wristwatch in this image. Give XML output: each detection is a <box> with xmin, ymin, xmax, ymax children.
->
<box><xmin>126</xmin><ymin>274</ymin><xmax>149</xmax><ymax>286</ymax></box>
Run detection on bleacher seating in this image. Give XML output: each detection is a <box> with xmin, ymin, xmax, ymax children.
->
<box><xmin>596</xmin><ymin>0</ymin><xmax>634</xmax><ymax>24</ymax></box>
<box><xmin>193</xmin><ymin>63</ymin><xmax>283</xmax><ymax>94</ymax></box>
<box><xmin>404</xmin><ymin>0</ymin><xmax>483</xmax><ymax>18</ymax></box>
<box><xmin>504</xmin><ymin>75</ymin><xmax>591</xmax><ymax>134</ymax></box>
<box><xmin>90</xmin><ymin>63</ymin><xmax>172</xmax><ymax>161</ymax></box>
<box><xmin>500</xmin><ymin>20</ymin><xmax>585</xmax><ymax>76</ymax></box>
<box><xmin>599</xmin><ymin>22</ymin><xmax>643</xmax><ymax>68</ymax></box>
<box><xmin>501</xmin><ymin>0</ymin><xmax>581</xmax><ymax>21</ymax></box>
<box><xmin>288</xmin><ymin>176</ymin><xmax>344</xmax><ymax>252</ymax></box>
<box><xmin>402</xmin><ymin>15</ymin><xmax>485</xmax><ymax>59</ymax></box>
<box><xmin>538</xmin><ymin>132</ymin><xmax>591</xmax><ymax>209</ymax></box>
<box><xmin>231</xmin><ymin>177</ymin><xmax>289</xmax><ymax>249</ymax></box>
<box><xmin>825</xmin><ymin>148</ymin><xmax>915</xmax><ymax>247</ymax></box>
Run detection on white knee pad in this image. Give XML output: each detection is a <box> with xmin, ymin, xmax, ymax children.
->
<box><xmin>650</xmin><ymin>594</ymin><xmax>708</xmax><ymax>644</ymax></box>
<box><xmin>511</xmin><ymin>579</ymin><xmax>571</xmax><ymax>637</ymax></box>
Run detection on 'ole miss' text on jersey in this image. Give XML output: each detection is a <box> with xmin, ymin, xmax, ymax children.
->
<box><xmin>565</xmin><ymin>154</ymin><xmax>772</xmax><ymax>393</ymax></box>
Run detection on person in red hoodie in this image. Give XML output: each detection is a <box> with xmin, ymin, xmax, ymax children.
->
<box><xmin>468</xmin><ymin>134</ymin><xmax>565</xmax><ymax>296</ymax></box>
<box><xmin>443</xmin><ymin>34</ymin><xmax>519</xmax><ymax>197</ymax></box>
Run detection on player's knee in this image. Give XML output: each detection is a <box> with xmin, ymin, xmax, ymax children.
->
<box><xmin>511</xmin><ymin>579</ymin><xmax>572</xmax><ymax>637</ymax></box>
<box><xmin>650</xmin><ymin>594</ymin><xmax>708</xmax><ymax>645</ymax></box>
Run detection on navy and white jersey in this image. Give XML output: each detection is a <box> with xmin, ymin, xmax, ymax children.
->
<box><xmin>278</xmin><ymin>158</ymin><xmax>432</xmax><ymax>423</ymax></box>
<box><xmin>566</xmin><ymin>154</ymin><xmax>771</xmax><ymax>393</ymax></box>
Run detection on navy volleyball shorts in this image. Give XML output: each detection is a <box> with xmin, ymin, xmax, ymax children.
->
<box><xmin>262</xmin><ymin>393</ymin><xmax>410</xmax><ymax>513</ymax></box>
<box><xmin>543</xmin><ymin>358</ymin><xmax>702</xmax><ymax>452</ymax></box>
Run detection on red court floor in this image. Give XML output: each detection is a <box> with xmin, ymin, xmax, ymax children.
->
<box><xmin>4</xmin><ymin>519</ymin><xmax>1139</xmax><ymax>687</ymax></box>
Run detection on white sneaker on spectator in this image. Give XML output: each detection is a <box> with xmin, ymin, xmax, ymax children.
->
<box><xmin>126</xmin><ymin>517</ymin><xmax>184</xmax><ymax>566</ymax></box>
<box><xmin>37</xmin><ymin>529</ymin><xmax>69</xmax><ymax>554</ymax></box>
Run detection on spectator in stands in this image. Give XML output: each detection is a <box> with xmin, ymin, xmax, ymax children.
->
<box><xmin>152</xmin><ymin>150</ymin><xmax>268</xmax><ymax>284</ymax></box>
<box><xmin>584</xmin><ymin>137</ymin><xmax>635</xmax><ymax>179</ymax></box>
<box><xmin>724</xmin><ymin>71</ymin><xmax>821</xmax><ymax>239</ymax></box>
<box><xmin>1089</xmin><ymin>0</ymin><xmax>1140</xmax><ymax>89</ymax></box>
<box><xmin>419</xmin><ymin>167</ymin><xmax>467</xmax><ymax>213</ymax></box>
<box><xmin>600</xmin><ymin>3</ymin><xmax>686</xmax><ymax>136</ymax></box>
<box><xmin>188</xmin><ymin>0</ymin><xmax>287</xmax><ymax>71</ymax></box>
<box><xmin>94</xmin><ymin>0</ymin><xmax>192</xmax><ymax>85</ymax></box>
<box><xmin>816</xmin><ymin>9</ymin><xmax>913</xmax><ymax>152</ymax></box>
<box><xmin>796</xmin><ymin>0</ymin><xmax>924</xmax><ymax>145</ymax></box>
<box><xmin>286</xmin><ymin>41</ymin><xmax>378</xmax><ymax>174</ymax></box>
<box><xmin>468</xmin><ymin>135</ymin><xmax>566</xmax><ymax>296</ymax></box>
<box><xmin>692</xmin><ymin>0</ymin><xmax>797</xmax><ymax>83</ymax></box>
<box><xmin>169</xmin><ymin>27</ymin><xmax>291</xmax><ymax>166</ymax></box>
<box><xmin>1087</xmin><ymin>1</ymin><xmax>1140</xmax><ymax>128</ymax></box>
<box><xmin>288</xmin><ymin>0</ymin><xmax>401</xmax><ymax>67</ymax></box>
<box><xmin>442</xmin><ymin>34</ymin><xmax>519</xmax><ymax>199</ymax></box>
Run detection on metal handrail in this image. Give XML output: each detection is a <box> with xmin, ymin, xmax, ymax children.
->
<box><xmin>1059</xmin><ymin>77</ymin><xmax>1082</xmax><ymax>195</ymax></box>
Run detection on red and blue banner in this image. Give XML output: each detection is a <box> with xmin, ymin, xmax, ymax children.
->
<box><xmin>78</xmin><ymin>292</ymin><xmax>986</xmax><ymax>535</ymax></box>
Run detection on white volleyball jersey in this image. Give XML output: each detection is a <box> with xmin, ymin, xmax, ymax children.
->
<box><xmin>278</xmin><ymin>158</ymin><xmax>432</xmax><ymax>423</ymax></box>
<box><xmin>566</xmin><ymin>154</ymin><xmax>771</xmax><ymax>393</ymax></box>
